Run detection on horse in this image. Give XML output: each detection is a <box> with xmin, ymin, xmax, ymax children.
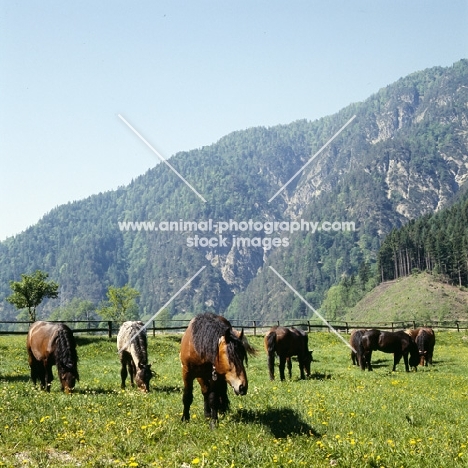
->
<box><xmin>180</xmin><ymin>313</ymin><xmax>255</xmax><ymax>428</ymax></box>
<box><xmin>359</xmin><ymin>329</ymin><xmax>419</xmax><ymax>372</ymax></box>
<box><xmin>264</xmin><ymin>326</ymin><xmax>313</xmax><ymax>381</ymax></box>
<box><xmin>349</xmin><ymin>329</ymin><xmax>366</xmax><ymax>366</ymax></box>
<box><xmin>117</xmin><ymin>321</ymin><xmax>153</xmax><ymax>392</ymax></box>
<box><xmin>26</xmin><ymin>321</ymin><xmax>79</xmax><ymax>393</ymax></box>
<box><xmin>406</xmin><ymin>327</ymin><xmax>436</xmax><ymax>366</ymax></box>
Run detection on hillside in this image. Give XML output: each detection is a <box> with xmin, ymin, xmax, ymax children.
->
<box><xmin>1</xmin><ymin>59</ymin><xmax>468</xmax><ymax>322</ymax></box>
<box><xmin>345</xmin><ymin>272</ymin><xmax>468</xmax><ymax>323</ymax></box>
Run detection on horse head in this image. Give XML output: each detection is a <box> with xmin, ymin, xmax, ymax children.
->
<box><xmin>419</xmin><ymin>350</ymin><xmax>428</xmax><ymax>366</ymax></box>
<box><xmin>216</xmin><ymin>328</ymin><xmax>248</xmax><ymax>396</ymax></box>
<box><xmin>303</xmin><ymin>349</ymin><xmax>313</xmax><ymax>377</ymax></box>
<box><xmin>135</xmin><ymin>362</ymin><xmax>154</xmax><ymax>392</ymax></box>
<box><xmin>59</xmin><ymin>367</ymin><xmax>79</xmax><ymax>394</ymax></box>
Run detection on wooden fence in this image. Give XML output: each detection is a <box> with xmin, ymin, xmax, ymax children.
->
<box><xmin>0</xmin><ymin>318</ymin><xmax>467</xmax><ymax>336</ymax></box>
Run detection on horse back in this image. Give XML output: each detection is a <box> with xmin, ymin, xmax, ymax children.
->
<box><xmin>117</xmin><ymin>321</ymin><xmax>148</xmax><ymax>366</ymax></box>
<box><xmin>415</xmin><ymin>327</ymin><xmax>435</xmax><ymax>349</ymax></box>
<box><xmin>361</xmin><ymin>329</ymin><xmax>381</xmax><ymax>351</ymax></box>
<box><xmin>27</xmin><ymin>321</ymin><xmax>61</xmax><ymax>361</ymax></box>
<box><xmin>265</xmin><ymin>326</ymin><xmax>306</xmax><ymax>358</ymax></box>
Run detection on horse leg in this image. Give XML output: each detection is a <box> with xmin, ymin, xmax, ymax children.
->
<box><xmin>198</xmin><ymin>378</ymin><xmax>212</xmax><ymax>419</ymax></box>
<box><xmin>181</xmin><ymin>370</ymin><xmax>194</xmax><ymax>422</ymax></box>
<box><xmin>394</xmin><ymin>352</ymin><xmax>404</xmax><ymax>372</ymax></box>
<box><xmin>28</xmin><ymin>356</ymin><xmax>40</xmax><ymax>387</ymax></box>
<box><xmin>287</xmin><ymin>357</ymin><xmax>293</xmax><ymax>379</ymax></box>
<box><xmin>361</xmin><ymin>351</ymin><xmax>372</xmax><ymax>371</ymax></box>
<box><xmin>120</xmin><ymin>357</ymin><xmax>128</xmax><ymax>389</ymax></box>
<box><xmin>297</xmin><ymin>358</ymin><xmax>305</xmax><ymax>380</ymax></box>
<box><xmin>367</xmin><ymin>351</ymin><xmax>373</xmax><ymax>371</ymax></box>
<box><xmin>279</xmin><ymin>355</ymin><xmax>287</xmax><ymax>381</ymax></box>
<box><xmin>267</xmin><ymin>351</ymin><xmax>275</xmax><ymax>380</ymax></box>
<box><xmin>129</xmin><ymin>359</ymin><xmax>136</xmax><ymax>387</ymax></box>
<box><xmin>44</xmin><ymin>361</ymin><xmax>53</xmax><ymax>392</ymax></box>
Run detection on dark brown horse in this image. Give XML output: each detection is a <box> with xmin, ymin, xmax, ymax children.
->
<box><xmin>359</xmin><ymin>329</ymin><xmax>419</xmax><ymax>372</ymax></box>
<box><xmin>349</xmin><ymin>329</ymin><xmax>366</xmax><ymax>366</ymax></box>
<box><xmin>406</xmin><ymin>327</ymin><xmax>436</xmax><ymax>366</ymax></box>
<box><xmin>26</xmin><ymin>321</ymin><xmax>79</xmax><ymax>393</ymax></box>
<box><xmin>180</xmin><ymin>313</ymin><xmax>255</xmax><ymax>428</ymax></box>
<box><xmin>264</xmin><ymin>326</ymin><xmax>312</xmax><ymax>381</ymax></box>
<box><xmin>117</xmin><ymin>321</ymin><xmax>153</xmax><ymax>392</ymax></box>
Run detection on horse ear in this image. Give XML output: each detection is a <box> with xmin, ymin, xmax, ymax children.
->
<box><xmin>239</xmin><ymin>328</ymin><xmax>244</xmax><ymax>340</ymax></box>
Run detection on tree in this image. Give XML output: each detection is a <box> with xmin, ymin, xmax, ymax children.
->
<box><xmin>7</xmin><ymin>270</ymin><xmax>59</xmax><ymax>322</ymax></box>
<box><xmin>98</xmin><ymin>285</ymin><xmax>140</xmax><ymax>324</ymax></box>
<box><xmin>49</xmin><ymin>298</ymin><xmax>98</xmax><ymax>322</ymax></box>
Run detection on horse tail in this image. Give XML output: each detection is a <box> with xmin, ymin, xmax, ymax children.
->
<box><xmin>55</xmin><ymin>326</ymin><xmax>79</xmax><ymax>380</ymax></box>
<box><xmin>265</xmin><ymin>330</ymin><xmax>277</xmax><ymax>380</ymax></box>
<box><xmin>266</xmin><ymin>330</ymin><xmax>276</xmax><ymax>355</ymax></box>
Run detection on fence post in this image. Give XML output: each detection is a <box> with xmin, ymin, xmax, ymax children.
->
<box><xmin>153</xmin><ymin>320</ymin><xmax>156</xmax><ymax>337</ymax></box>
<box><xmin>456</xmin><ymin>320</ymin><xmax>460</xmax><ymax>332</ymax></box>
<box><xmin>391</xmin><ymin>322</ymin><xmax>394</xmax><ymax>332</ymax></box>
<box><xmin>307</xmin><ymin>320</ymin><xmax>311</xmax><ymax>332</ymax></box>
<box><xmin>108</xmin><ymin>321</ymin><xmax>112</xmax><ymax>338</ymax></box>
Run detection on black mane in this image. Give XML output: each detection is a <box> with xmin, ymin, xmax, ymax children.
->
<box><xmin>54</xmin><ymin>324</ymin><xmax>79</xmax><ymax>379</ymax></box>
<box><xmin>191</xmin><ymin>313</ymin><xmax>247</xmax><ymax>366</ymax></box>
<box><xmin>128</xmin><ymin>322</ymin><xmax>149</xmax><ymax>365</ymax></box>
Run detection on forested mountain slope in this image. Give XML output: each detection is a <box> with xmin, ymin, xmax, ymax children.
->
<box><xmin>1</xmin><ymin>59</ymin><xmax>467</xmax><ymax>322</ymax></box>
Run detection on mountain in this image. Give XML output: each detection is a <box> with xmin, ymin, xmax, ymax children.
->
<box><xmin>1</xmin><ymin>59</ymin><xmax>467</xmax><ymax>322</ymax></box>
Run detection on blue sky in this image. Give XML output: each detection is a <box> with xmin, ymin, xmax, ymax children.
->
<box><xmin>1</xmin><ymin>1</ymin><xmax>467</xmax><ymax>241</ymax></box>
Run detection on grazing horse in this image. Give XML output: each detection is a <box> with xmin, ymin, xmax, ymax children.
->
<box><xmin>406</xmin><ymin>327</ymin><xmax>436</xmax><ymax>366</ymax></box>
<box><xmin>117</xmin><ymin>321</ymin><xmax>153</xmax><ymax>392</ymax></box>
<box><xmin>180</xmin><ymin>313</ymin><xmax>255</xmax><ymax>428</ymax></box>
<box><xmin>264</xmin><ymin>326</ymin><xmax>313</xmax><ymax>381</ymax></box>
<box><xmin>359</xmin><ymin>329</ymin><xmax>419</xmax><ymax>372</ymax></box>
<box><xmin>349</xmin><ymin>329</ymin><xmax>366</xmax><ymax>366</ymax></box>
<box><xmin>26</xmin><ymin>321</ymin><xmax>79</xmax><ymax>393</ymax></box>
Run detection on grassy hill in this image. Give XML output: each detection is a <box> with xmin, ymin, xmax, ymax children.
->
<box><xmin>344</xmin><ymin>272</ymin><xmax>468</xmax><ymax>323</ymax></box>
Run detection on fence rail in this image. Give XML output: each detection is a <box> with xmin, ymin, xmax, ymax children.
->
<box><xmin>1</xmin><ymin>318</ymin><xmax>467</xmax><ymax>336</ymax></box>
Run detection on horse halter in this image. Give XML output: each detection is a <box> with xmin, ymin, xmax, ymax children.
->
<box><xmin>212</xmin><ymin>365</ymin><xmax>218</xmax><ymax>381</ymax></box>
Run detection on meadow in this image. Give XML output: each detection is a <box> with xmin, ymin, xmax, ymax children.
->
<box><xmin>0</xmin><ymin>330</ymin><xmax>468</xmax><ymax>467</ymax></box>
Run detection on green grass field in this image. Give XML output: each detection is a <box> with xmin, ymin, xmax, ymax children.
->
<box><xmin>1</xmin><ymin>330</ymin><xmax>468</xmax><ymax>467</ymax></box>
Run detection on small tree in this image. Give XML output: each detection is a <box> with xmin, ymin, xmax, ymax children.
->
<box><xmin>98</xmin><ymin>285</ymin><xmax>140</xmax><ymax>324</ymax></box>
<box><xmin>49</xmin><ymin>298</ymin><xmax>98</xmax><ymax>322</ymax></box>
<box><xmin>7</xmin><ymin>270</ymin><xmax>59</xmax><ymax>322</ymax></box>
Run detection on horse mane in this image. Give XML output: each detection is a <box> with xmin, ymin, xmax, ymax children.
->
<box><xmin>191</xmin><ymin>313</ymin><xmax>249</xmax><ymax>366</ymax></box>
<box><xmin>54</xmin><ymin>325</ymin><xmax>79</xmax><ymax>379</ymax></box>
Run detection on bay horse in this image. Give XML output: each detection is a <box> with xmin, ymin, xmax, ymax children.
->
<box><xmin>117</xmin><ymin>321</ymin><xmax>153</xmax><ymax>392</ymax></box>
<box><xmin>359</xmin><ymin>329</ymin><xmax>419</xmax><ymax>372</ymax></box>
<box><xmin>180</xmin><ymin>313</ymin><xmax>255</xmax><ymax>428</ymax></box>
<box><xmin>349</xmin><ymin>329</ymin><xmax>366</xmax><ymax>366</ymax></box>
<box><xmin>264</xmin><ymin>326</ymin><xmax>313</xmax><ymax>381</ymax></box>
<box><xmin>26</xmin><ymin>321</ymin><xmax>79</xmax><ymax>393</ymax></box>
<box><xmin>406</xmin><ymin>327</ymin><xmax>436</xmax><ymax>366</ymax></box>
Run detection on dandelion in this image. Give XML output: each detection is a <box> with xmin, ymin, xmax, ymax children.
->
<box><xmin>192</xmin><ymin>458</ymin><xmax>201</xmax><ymax>464</ymax></box>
